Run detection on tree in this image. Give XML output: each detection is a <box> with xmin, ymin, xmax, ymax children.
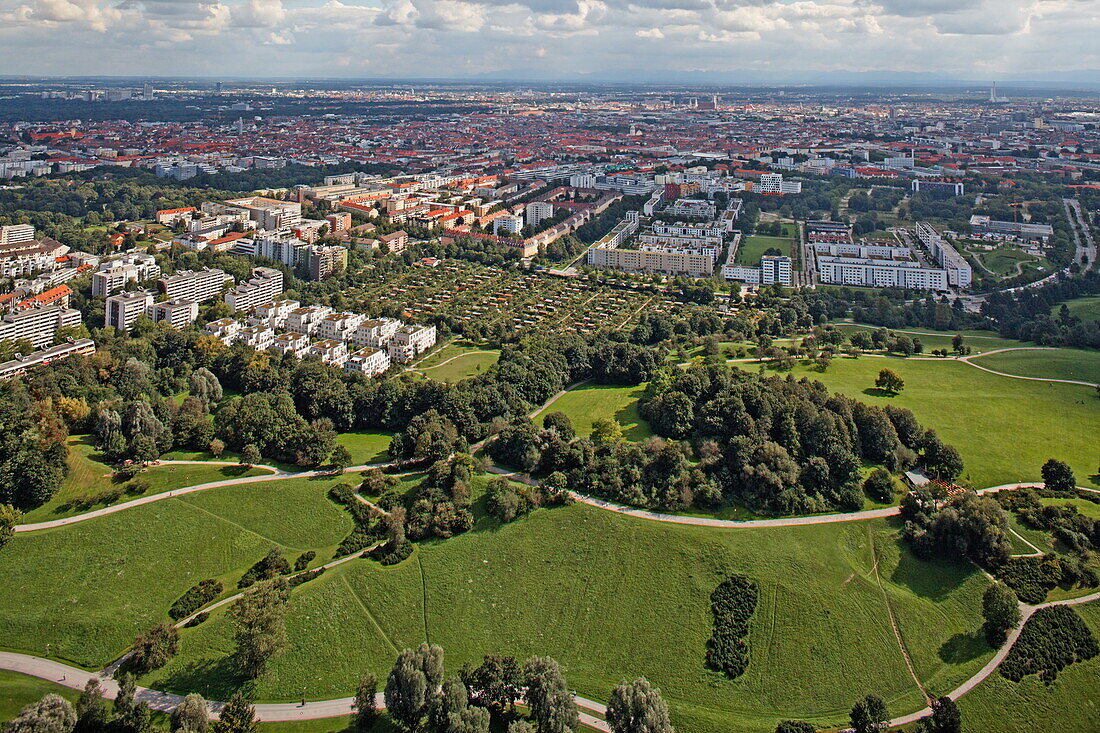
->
<box><xmin>461</xmin><ymin>654</ymin><xmax>523</xmax><ymax>717</ymax></box>
<box><xmin>507</xmin><ymin>724</ymin><xmax>535</xmax><ymax>733</ymax></box>
<box><xmin>606</xmin><ymin>678</ymin><xmax>673</xmax><ymax>733</ymax></box>
<box><xmin>774</xmin><ymin>722</ymin><xmax>816</xmax><ymax>733</ymax></box>
<box><xmin>112</xmin><ymin>672</ymin><xmax>150</xmax><ymax>733</ymax></box>
<box><xmin>330</xmin><ymin>445</ymin><xmax>353</xmax><ymax>474</ymax></box>
<box><xmin>849</xmin><ymin>694</ymin><xmax>889</xmax><ymax>733</ymax></box>
<box><xmin>951</xmin><ymin>334</ymin><xmax>965</xmax><ymax>354</ymax></box>
<box><xmin>229</xmin><ymin>578</ymin><xmax>290</xmax><ymax>677</ymax></box>
<box><xmin>982</xmin><ymin>582</ymin><xmax>1021</xmax><ymax>646</ymax></box>
<box><xmin>874</xmin><ymin>369</ymin><xmax>904</xmax><ymax>396</ymax></box>
<box><xmin>0</xmin><ymin>502</ymin><xmax>20</xmax><ymax>550</ymax></box>
<box><xmin>352</xmin><ymin>673</ymin><xmax>378</xmax><ymax>733</ymax></box>
<box><xmin>1041</xmin><ymin>459</ymin><xmax>1076</xmax><ymax>494</ymax></box>
<box><xmin>541</xmin><ymin>412</ymin><xmax>575</xmax><ymax>441</ymax></box>
<box><xmin>427</xmin><ymin>676</ymin><xmax>489</xmax><ymax>733</ymax></box>
<box><xmin>917</xmin><ymin>696</ymin><xmax>961</xmax><ymax>733</ymax></box>
<box><xmin>74</xmin><ymin>679</ymin><xmax>108</xmax><ymax>733</ymax></box>
<box><xmin>6</xmin><ymin>694</ymin><xmax>76</xmax><ymax>733</ymax></box>
<box><xmin>385</xmin><ymin>644</ymin><xmax>445</xmax><ymax>731</ymax></box>
<box><xmin>213</xmin><ymin>693</ymin><xmax>256</xmax><ymax>733</ymax></box>
<box><xmin>171</xmin><ymin>694</ymin><xmax>209</xmax><ymax>733</ymax></box>
<box><xmin>589</xmin><ymin>418</ymin><xmax>623</xmax><ymax>444</ymax></box>
<box><xmin>129</xmin><ymin>622</ymin><xmax>180</xmax><ymax>672</ymax></box>
<box><xmin>239</xmin><ymin>444</ymin><xmax>261</xmax><ymax>468</ymax></box>
<box><xmin>209</xmin><ymin>439</ymin><xmax>226</xmax><ymax>458</ymax></box>
<box><xmin>862</xmin><ymin>468</ymin><xmax>894</xmax><ymax>504</ymax></box>
<box><xmin>189</xmin><ymin>368</ymin><xmax>223</xmax><ymax>408</ymax></box>
<box><xmin>522</xmin><ymin>657</ymin><xmax>577</xmax><ymax>733</ymax></box>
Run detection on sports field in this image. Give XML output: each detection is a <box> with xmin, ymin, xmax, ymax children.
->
<box><xmin>537</xmin><ymin>383</ymin><xmax>652</xmax><ymax>441</ymax></box>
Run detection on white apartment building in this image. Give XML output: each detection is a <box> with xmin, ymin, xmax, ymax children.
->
<box><xmin>525</xmin><ymin>201</ymin><xmax>555</xmax><ymax>227</ymax></box>
<box><xmin>255</xmin><ymin>231</ymin><xmax>311</xmax><ymax>266</ymax></box>
<box><xmin>247</xmin><ymin>299</ymin><xmax>300</xmax><ymax>329</ymax></box>
<box><xmin>224</xmin><ymin>197</ymin><xmax>302</xmax><ymax>231</ymax></box>
<box><xmin>0</xmin><ymin>304</ymin><xmax>81</xmax><ymax>348</ymax></box>
<box><xmin>204</xmin><ymin>317</ymin><xmax>241</xmax><ymax>344</ymax></box>
<box><xmin>150</xmin><ymin>299</ymin><xmax>199</xmax><ymax>329</ymax></box>
<box><xmin>665</xmin><ymin>199</ymin><xmax>717</xmax><ymax>219</ymax></box>
<box><xmin>387</xmin><ymin>324</ymin><xmax>437</xmax><ymax>363</ymax></box>
<box><xmin>344</xmin><ymin>347</ymin><xmax>391</xmax><ymax>377</ymax></box>
<box><xmin>317</xmin><ymin>311</ymin><xmax>366</xmax><ymax>342</ymax></box>
<box><xmin>493</xmin><ymin>215</ymin><xmax>524</xmax><ymax>236</ymax></box>
<box><xmin>351</xmin><ymin>317</ymin><xmax>402</xmax><ymax>348</ymax></box>
<box><xmin>308</xmin><ymin>339</ymin><xmax>349</xmax><ymax>366</ymax></box>
<box><xmin>269</xmin><ymin>331</ymin><xmax>310</xmax><ymax>357</ymax></box>
<box><xmin>225</xmin><ymin>267</ymin><xmax>284</xmax><ymax>312</ymax></box>
<box><xmin>0</xmin><ymin>338</ymin><xmax>96</xmax><ymax>380</ymax></box>
<box><xmin>285</xmin><ymin>305</ymin><xmax>334</xmax><ymax>336</ymax></box>
<box><xmin>104</xmin><ymin>290</ymin><xmax>155</xmax><ymax>331</ymax></box>
<box><xmin>0</xmin><ymin>224</ymin><xmax>35</xmax><ymax>246</ymax></box>
<box><xmin>159</xmin><ymin>268</ymin><xmax>233</xmax><ymax>304</ymax></box>
<box><xmin>722</xmin><ymin>255</ymin><xmax>793</xmax><ymax>286</ymax></box>
<box><xmin>589</xmin><ymin>243</ymin><xmax>715</xmax><ymax>278</ymax></box>
<box><xmin>235</xmin><ymin>325</ymin><xmax>277</xmax><ymax>351</ymax></box>
<box><xmin>816</xmin><ymin>256</ymin><xmax>949</xmax><ymax>290</ymax></box>
<box><xmin>915</xmin><ymin>222</ymin><xmax>972</xmax><ymax>288</ymax></box>
<box><xmin>91</xmin><ymin>253</ymin><xmax>162</xmax><ymax>296</ymax></box>
<box><xmin>756</xmin><ymin>173</ymin><xmax>803</xmax><ymax>195</ymax></box>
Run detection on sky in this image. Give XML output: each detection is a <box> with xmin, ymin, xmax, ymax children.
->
<box><xmin>0</xmin><ymin>0</ymin><xmax>1097</xmax><ymax>82</ymax></box>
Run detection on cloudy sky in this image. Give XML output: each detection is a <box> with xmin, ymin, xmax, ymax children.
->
<box><xmin>0</xmin><ymin>0</ymin><xmax>1096</xmax><ymax>81</ymax></box>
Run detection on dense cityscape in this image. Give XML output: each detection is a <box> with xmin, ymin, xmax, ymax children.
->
<box><xmin>0</xmin><ymin>68</ymin><xmax>1098</xmax><ymax>733</ymax></box>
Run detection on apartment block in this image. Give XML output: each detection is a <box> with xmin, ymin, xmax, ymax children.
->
<box><xmin>0</xmin><ymin>304</ymin><xmax>81</xmax><ymax>348</ymax></box>
<box><xmin>150</xmin><ymin>298</ymin><xmax>199</xmax><ymax>329</ymax></box>
<box><xmin>159</xmin><ymin>268</ymin><xmax>233</xmax><ymax>303</ymax></box>
<box><xmin>104</xmin><ymin>290</ymin><xmax>155</xmax><ymax>331</ymax></box>
<box><xmin>269</xmin><ymin>331</ymin><xmax>310</xmax><ymax>357</ymax></box>
<box><xmin>386</xmin><ymin>324</ymin><xmax>437</xmax><ymax>363</ymax></box>
<box><xmin>225</xmin><ymin>267</ymin><xmax>284</xmax><ymax>312</ymax></box>
<box><xmin>0</xmin><ymin>338</ymin><xmax>96</xmax><ymax>380</ymax></box>
<box><xmin>247</xmin><ymin>299</ymin><xmax>300</xmax><ymax>329</ymax></box>
<box><xmin>351</xmin><ymin>317</ymin><xmax>402</xmax><ymax>348</ymax></box>
<box><xmin>344</xmin><ymin>347</ymin><xmax>392</xmax><ymax>377</ymax></box>
<box><xmin>91</xmin><ymin>253</ymin><xmax>161</xmax><ymax>296</ymax></box>
<box><xmin>204</xmin><ymin>317</ymin><xmax>241</xmax><ymax>344</ymax></box>
<box><xmin>308</xmin><ymin>339</ymin><xmax>349</xmax><ymax>366</ymax></box>
<box><xmin>236</xmin><ymin>325</ymin><xmax>277</xmax><ymax>351</ymax></box>
<box><xmin>285</xmin><ymin>305</ymin><xmax>334</xmax><ymax>336</ymax></box>
<box><xmin>0</xmin><ymin>224</ymin><xmax>35</xmax><ymax>246</ymax></box>
<box><xmin>307</xmin><ymin>244</ymin><xmax>348</xmax><ymax>281</ymax></box>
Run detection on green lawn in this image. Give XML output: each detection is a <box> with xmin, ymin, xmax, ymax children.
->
<box><xmin>537</xmin><ymin>384</ymin><xmax>652</xmax><ymax>441</ymax></box>
<box><xmin>1039</xmin><ymin>497</ymin><xmax>1100</xmax><ymax>519</ymax></box>
<box><xmin>1053</xmin><ymin>295</ymin><xmax>1100</xmax><ymax>323</ymax></box>
<box><xmin>142</xmin><ymin>505</ymin><xmax>992</xmax><ymax>733</ymax></box>
<box><xmin>22</xmin><ymin>438</ymin><xmax>269</xmax><ymax>522</ymax></box>
<box><xmin>957</xmin><ymin>601</ymin><xmax>1100</xmax><ymax>732</ymax></box>
<box><xmin>413</xmin><ymin>342</ymin><xmax>500</xmax><ymax>383</ymax></box>
<box><xmin>834</xmin><ymin>324</ymin><xmax>1029</xmax><ymax>355</ymax></box>
<box><xmin>736</xmin><ymin>235</ymin><xmax>794</xmax><ymax>266</ymax></box>
<box><xmin>779</xmin><ymin>357</ymin><xmax>1100</xmax><ymax>491</ymax></box>
<box><xmin>0</xmin><ymin>476</ymin><xmax>354</xmax><ymax>668</ymax></box>
<box><xmin>970</xmin><ymin>348</ymin><xmax>1100</xmax><ymax>385</ymax></box>
<box><xmin>974</xmin><ymin>246</ymin><xmax>1046</xmax><ymax>278</ymax></box>
<box><xmin>0</xmin><ymin>671</ymin><xmax>78</xmax><ymax>723</ymax></box>
<box><xmin>334</xmin><ymin>431</ymin><xmax>393</xmax><ymax>465</ymax></box>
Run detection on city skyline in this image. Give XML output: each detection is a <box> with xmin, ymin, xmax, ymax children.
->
<box><xmin>0</xmin><ymin>0</ymin><xmax>1097</xmax><ymax>81</ymax></box>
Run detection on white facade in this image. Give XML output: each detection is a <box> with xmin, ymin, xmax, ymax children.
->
<box><xmin>317</xmin><ymin>311</ymin><xmax>367</xmax><ymax>342</ymax></box>
<box><xmin>236</xmin><ymin>325</ymin><xmax>277</xmax><ymax>351</ymax></box>
<box><xmin>247</xmin><ymin>299</ymin><xmax>300</xmax><ymax>329</ymax></box>
<box><xmin>285</xmin><ymin>305</ymin><xmax>334</xmax><ymax>336</ymax></box>
<box><xmin>387</xmin><ymin>324</ymin><xmax>437</xmax><ymax>363</ymax></box>
<box><xmin>525</xmin><ymin>201</ymin><xmax>555</xmax><ymax>227</ymax></box>
<box><xmin>225</xmin><ymin>267</ymin><xmax>284</xmax><ymax>312</ymax></box>
<box><xmin>91</xmin><ymin>253</ymin><xmax>161</xmax><ymax>296</ymax></box>
<box><xmin>344</xmin><ymin>347</ymin><xmax>392</xmax><ymax>377</ymax></box>
<box><xmin>204</xmin><ymin>317</ymin><xmax>241</xmax><ymax>344</ymax></box>
<box><xmin>150</xmin><ymin>299</ymin><xmax>199</xmax><ymax>328</ymax></box>
<box><xmin>0</xmin><ymin>224</ymin><xmax>35</xmax><ymax>246</ymax></box>
<box><xmin>308</xmin><ymin>339</ymin><xmax>349</xmax><ymax>366</ymax></box>
<box><xmin>105</xmin><ymin>291</ymin><xmax>155</xmax><ymax>331</ymax></box>
<box><xmin>0</xmin><ymin>305</ymin><xmax>81</xmax><ymax>348</ymax></box>
<box><xmin>159</xmin><ymin>268</ymin><xmax>233</xmax><ymax>304</ymax></box>
<box><xmin>269</xmin><ymin>331</ymin><xmax>310</xmax><ymax>357</ymax></box>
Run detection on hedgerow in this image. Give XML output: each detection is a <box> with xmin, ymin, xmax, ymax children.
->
<box><xmin>705</xmin><ymin>574</ymin><xmax>758</xmax><ymax>679</ymax></box>
<box><xmin>1000</xmin><ymin>606</ymin><xmax>1099</xmax><ymax>683</ymax></box>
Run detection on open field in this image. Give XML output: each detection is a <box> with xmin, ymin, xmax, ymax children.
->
<box><xmin>412</xmin><ymin>342</ymin><xmax>500</xmax><ymax>383</ymax></box>
<box><xmin>140</xmin><ymin>504</ymin><xmax>993</xmax><ymax>733</ymax></box>
<box><xmin>0</xmin><ymin>671</ymin><xmax>79</xmax><ymax>722</ymax></box>
<box><xmin>333</xmin><ymin>431</ymin><xmax>392</xmax><ymax>465</ymax></box>
<box><xmin>833</xmin><ymin>323</ymin><xmax>1031</xmax><ymax>355</ymax></box>
<box><xmin>22</xmin><ymin>437</ymin><xmax>268</xmax><ymax>522</ymax></box>
<box><xmin>970</xmin><ymin>347</ymin><xmax>1100</xmax><ymax>384</ymax></box>
<box><xmin>957</xmin><ymin>601</ymin><xmax>1100</xmax><ymax>733</ymax></box>
<box><xmin>536</xmin><ymin>383</ymin><xmax>652</xmax><ymax>441</ymax></box>
<box><xmin>779</xmin><ymin>357</ymin><xmax>1100</xmax><ymax>490</ymax></box>
<box><xmin>0</xmin><ymin>476</ymin><xmax>354</xmax><ymax>668</ymax></box>
<box><xmin>1053</xmin><ymin>295</ymin><xmax>1100</xmax><ymax>323</ymax></box>
<box><xmin>736</xmin><ymin>234</ymin><xmax>795</xmax><ymax>266</ymax></box>
<box><xmin>1039</xmin><ymin>497</ymin><xmax>1100</xmax><ymax>519</ymax></box>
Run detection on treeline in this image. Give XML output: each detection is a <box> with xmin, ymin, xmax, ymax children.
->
<box><xmin>489</xmin><ymin>364</ymin><xmax>960</xmax><ymax>515</ymax></box>
<box><xmin>980</xmin><ymin>270</ymin><xmax>1100</xmax><ymax>348</ymax></box>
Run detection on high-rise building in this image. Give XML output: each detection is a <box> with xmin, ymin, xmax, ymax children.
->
<box><xmin>224</xmin><ymin>267</ymin><xmax>284</xmax><ymax>312</ymax></box>
<box><xmin>307</xmin><ymin>245</ymin><xmax>348</xmax><ymax>281</ymax></box>
<box><xmin>0</xmin><ymin>305</ymin><xmax>81</xmax><ymax>348</ymax></box>
<box><xmin>91</xmin><ymin>253</ymin><xmax>161</xmax><ymax>296</ymax></box>
<box><xmin>151</xmin><ymin>299</ymin><xmax>199</xmax><ymax>329</ymax></box>
<box><xmin>0</xmin><ymin>224</ymin><xmax>35</xmax><ymax>246</ymax></box>
<box><xmin>158</xmin><ymin>268</ymin><xmax>233</xmax><ymax>303</ymax></box>
<box><xmin>104</xmin><ymin>290</ymin><xmax>154</xmax><ymax>330</ymax></box>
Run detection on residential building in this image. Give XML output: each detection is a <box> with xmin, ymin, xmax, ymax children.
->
<box><xmin>352</xmin><ymin>317</ymin><xmax>402</xmax><ymax>348</ymax></box>
<box><xmin>344</xmin><ymin>347</ymin><xmax>391</xmax><ymax>377</ymax></box>
<box><xmin>0</xmin><ymin>224</ymin><xmax>35</xmax><ymax>246</ymax></box>
<box><xmin>0</xmin><ymin>338</ymin><xmax>96</xmax><ymax>380</ymax></box>
<box><xmin>722</xmin><ymin>255</ymin><xmax>793</xmax><ymax>286</ymax></box>
<box><xmin>525</xmin><ymin>201</ymin><xmax>555</xmax><ymax>227</ymax></box>
<box><xmin>756</xmin><ymin>173</ymin><xmax>803</xmax><ymax>195</ymax></box>
<box><xmin>225</xmin><ymin>267</ymin><xmax>284</xmax><ymax>312</ymax></box>
<box><xmin>236</xmin><ymin>325</ymin><xmax>276</xmax><ymax>351</ymax></box>
<box><xmin>317</xmin><ymin>311</ymin><xmax>366</xmax><ymax>342</ymax></box>
<box><xmin>224</xmin><ymin>196</ymin><xmax>302</xmax><ymax>230</ymax></box>
<box><xmin>247</xmin><ymin>299</ymin><xmax>300</xmax><ymax>329</ymax></box>
<box><xmin>387</xmin><ymin>324</ymin><xmax>437</xmax><ymax>363</ymax></box>
<box><xmin>915</xmin><ymin>223</ymin><xmax>973</xmax><ymax>288</ymax></box>
<box><xmin>308</xmin><ymin>338</ymin><xmax>349</xmax><ymax>366</ymax></box>
<box><xmin>0</xmin><ymin>304</ymin><xmax>81</xmax><ymax>348</ymax></box>
<box><xmin>665</xmin><ymin>198</ymin><xmax>717</xmax><ymax>219</ymax></box>
<box><xmin>204</xmin><ymin>317</ymin><xmax>241</xmax><ymax>344</ymax></box>
<box><xmin>91</xmin><ymin>253</ymin><xmax>161</xmax><ymax>296</ymax></box>
<box><xmin>255</xmin><ymin>230</ymin><xmax>311</xmax><ymax>266</ymax></box>
<box><xmin>150</xmin><ymin>298</ymin><xmax>199</xmax><ymax>328</ymax></box>
<box><xmin>307</xmin><ymin>244</ymin><xmax>348</xmax><ymax>281</ymax></box>
<box><xmin>911</xmin><ymin>180</ymin><xmax>964</xmax><ymax>198</ymax></box>
<box><xmin>104</xmin><ymin>290</ymin><xmax>155</xmax><ymax>331</ymax></box>
<box><xmin>968</xmin><ymin>215</ymin><xmax>1054</xmax><ymax>243</ymax></box>
<box><xmin>269</xmin><ymin>331</ymin><xmax>310</xmax><ymax>357</ymax></box>
<box><xmin>159</xmin><ymin>268</ymin><xmax>233</xmax><ymax>303</ymax></box>
<box><xmin>285</xmin><ymin>305</ymin><xmax>334</xmax><ymax>335</ymax></box>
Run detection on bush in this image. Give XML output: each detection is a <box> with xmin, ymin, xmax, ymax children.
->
<box><xmin>129</xmin><ymin>623</ymin><xmax>179</xmax><ymax>673</ymax></box>
<box><xmin>863</xmin><ymin>468</ymin><xmax>895</xmax><ymax>503</ymax></box>
<box><xmin>373</xmin><ymin>539</ymin><xmax>414</xmax><ymax>566</ymax></box>
<box><xmin>288</xmin><ymin>567</ymin><xmax>326</xmax><ymax>588</ymax></box>
<box><xmin>294</xmin><ymin>550</ymin><xmax>316</xmax><ymax>572</ymax></box>
<box><xmin>705</xmin><ymin>574</ymin><xmax>758</xmax><ymax>679</ymax></box>
<box><xmin>996</xmin><ymin>554</ymin><xmax>1098</xmax><ymax>604</ymax></box>
<box><xmin>1000</xmin><ymin>606</ymin><xmax>1099</xmax><ymax>683</ymax></box>
<box><xmin>184</xmin><ymin>612</ymin><xmax>208</xmax><ymax>628</ymax></box>
<box><xmin>169</xmin><ymin>579</ymin><xmax>223</xmax><ymax>620</ymax></box>
<box><xmin>238</xmin><ymin>548</ymin><xmax>292</xmax><ymax>588</ymax></box>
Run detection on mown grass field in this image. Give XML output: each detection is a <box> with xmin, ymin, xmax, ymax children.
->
<box><xmin>736</xmin><ymin>234</ymin><xmax>795</xmax><ymax>266</ymax></box>
<box><xmin>413</xmin><ymin>342</ymin><xmax>499</xmax><ymax>383</ymax></box>
<box><xmin>779</xmin><ymin>357</ymin><xmax>1100</xmax><ymax>490</ymax></box>
<box><xmin>0</xmin><ymin>475</ymin><xmax>354</xmax><ymax>668</ymax></box>
<box><xmin>333</xmin><ymin>431</ymin><xmax>393</xmax><ymax>465</ymax></box>
<box><xmin>970</xmin><ymin>347</ymin><xmax>1100</xmax><ymax>385</ymax></box>
<box><xmin>1053</xmin><ymin>295</ymin><xmax>1100</xmax><ymax>323</ymax></box>
<box><xmin>22</xmin><ymin>437</ymin><xmax>269</xmax><ymax>522</ymax></box>
<box><xmin>834</xmin><ymin>323</ymin><xmax>1030</xmax><ymax>355</ymax></box>
<box><xmin>537</xmin><ymin>384</ymin><xmax>652</xmax><ymax>441</ymax></box>
<box><xmin>0</xmin><ymin>671</ymin><xmax>78</xmax><ymax>722</ymax></box>
<box><xmin>137</xmin><ymin>504</ymin><xmax>994</xmax><ymax>733</ymax></box>
<box><xmin>957</xmin><ymin>602</ymin><xmax>1100</xmax><ymax>733</ymax></box>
